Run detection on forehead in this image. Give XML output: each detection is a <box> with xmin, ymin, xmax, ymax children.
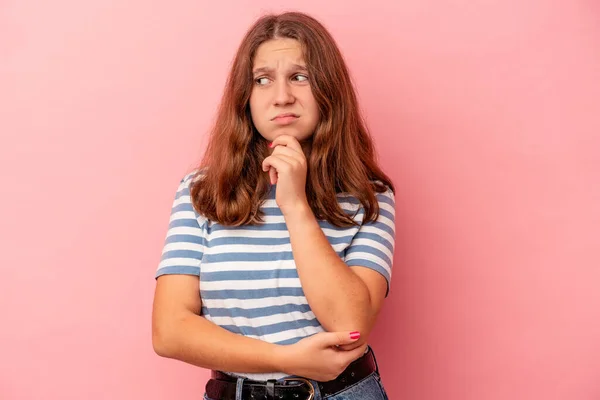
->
<box><xmin>253</xmin><ymin>38</ymin><xmax>305</xmax><ymax>67</ymax></box>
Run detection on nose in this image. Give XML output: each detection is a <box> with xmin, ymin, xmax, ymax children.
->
<box><xmin>273</xmin><ymin>80</ymin><xmax>295</xmax><ymax>106</ymax></box>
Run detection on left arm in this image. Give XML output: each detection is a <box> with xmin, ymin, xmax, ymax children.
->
<box><xmin>285</xmin><ymin>205</ymin><xmax>388</xmax><ymax>349</ymax></box>
<box><xmin>263</xmin><ymin>136</ymin><xmax>393</xmax><ymax>349</ymax></box>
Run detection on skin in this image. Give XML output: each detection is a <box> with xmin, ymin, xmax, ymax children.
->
<box><xmin>249</xmin><ymin>37</ymin><xmax>319</xmax><ymax>165</ymax></box>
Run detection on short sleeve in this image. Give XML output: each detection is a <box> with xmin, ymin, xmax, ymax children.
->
<box><xmin>344</xmin><ymin>188</ymin><xmax>396</xmax><ymax>296</ymax></box>
<box><xmin>155</xmin><ymin>173</ymin><xmax>207</xmax><ymax>279</ymax></box>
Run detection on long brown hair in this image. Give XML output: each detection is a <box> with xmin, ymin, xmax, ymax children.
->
<box><xmin>191</xmin><ymin>11</ymin><xmax>394</xmax><ymax>227</ymax></box>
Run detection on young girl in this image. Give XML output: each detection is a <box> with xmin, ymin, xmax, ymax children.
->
<box><xmin>152</xmin><ymin>11</ymin><xmax>395</xmax><ymax>400</ymax></box>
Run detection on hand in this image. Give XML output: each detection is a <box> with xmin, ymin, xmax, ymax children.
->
<box><xmin>262</xmin><ymin>135</ymin><xmax>309</xmax><ymax>216</ymax></box>
<box><xmin>275</xmin><ymin>331</ymin><xmax>368</xmax><ymax>382</ymax></box>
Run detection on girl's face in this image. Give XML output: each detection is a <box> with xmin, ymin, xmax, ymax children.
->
<box><xmin>249</xmin><ymin>38</ymin><xmax>320</xmax><ymax>144</ymax></box>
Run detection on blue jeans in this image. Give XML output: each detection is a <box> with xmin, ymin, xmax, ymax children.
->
<box><xmin>320</xmin><ymin>371</ymin><xmax>389</xmax><ymax>399</ymax></box>
<box><xmin>203</xmin><ymin>371</ymin><xmax>389</xmax><ymax>400</ymax></box>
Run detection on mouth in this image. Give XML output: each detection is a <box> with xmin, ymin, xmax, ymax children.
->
<box><xmin>271</xmin><ymin>113</ymin><xmax>299</xmax><ymax>121</ymax></box>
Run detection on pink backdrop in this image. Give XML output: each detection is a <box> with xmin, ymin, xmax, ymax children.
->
<box><xmin>1</xmin><ymin>1</ymin><xmax>599</xmax><ymax>399</ymax></box>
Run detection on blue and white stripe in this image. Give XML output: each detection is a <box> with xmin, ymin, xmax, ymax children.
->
<box><xmin>156</xmin><ymin>171</ymin><xmax>396</xmax><ymax>380</ymax></box>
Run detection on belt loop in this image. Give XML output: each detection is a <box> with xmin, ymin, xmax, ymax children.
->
<box><xmin>310</xmin><ymin>379</ymin><xmax>322</xmax><ymax>400</ymax></box>
<box><xmin>266</xmin><ymin>379</ymin><xmax>276</xmax><ymax>400</ymax></box>
<box><xmin>235</xmin><ymin>377</ymin><xmax>245</xmax><ymax>400</ymax></box>
<box><xmin>368</xmin><ymin>346</ymin><xmax>380</xmax><ymax>374</ymax></box>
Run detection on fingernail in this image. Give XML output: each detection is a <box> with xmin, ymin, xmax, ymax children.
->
<box><xmin>268</xmin><ymin>142</ymin><xmax>273</xmax><ymax>148</ymax></box>
<box><xmin>350</xmin><ymin>331</ymin><xmax>360</xmax><ymax>340</ymax></box>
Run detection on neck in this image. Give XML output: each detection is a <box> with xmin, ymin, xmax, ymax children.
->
<box><xmin>300</xmin><ymin>138</ymin><xmax>313</xmax><ymax>158</ymax></box>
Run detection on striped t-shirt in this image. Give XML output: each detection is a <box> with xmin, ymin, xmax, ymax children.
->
<box><xmin>155</xmin><ymin>170</ymin><xmax>396</xmax><ymax>380</ymax></box>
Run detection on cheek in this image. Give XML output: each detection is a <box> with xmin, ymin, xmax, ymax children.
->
<box><xmin>250</xmin><ymin>91</ymin><xmax>269</xmax><ymax>111</ymax></box>
<box><xmin>249</xmin><ymin>95</ymin><xmax>271</xmax><ymax>137</ymax></box>
<box><xmin>303</xmin><ymin>92</ymin><xmax>319</xmax><ymax>115</ymax></box>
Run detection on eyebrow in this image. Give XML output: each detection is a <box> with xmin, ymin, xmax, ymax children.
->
<box><xmin>252</xmin><ymin>64</ymin><xmax>308</xmax><ymax>75</ymax></box>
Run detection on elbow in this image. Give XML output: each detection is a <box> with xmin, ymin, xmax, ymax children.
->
<box><xmin>336</xmin><ymin>315</ymin><xmax>375</xmax><ymax>351</ymax></box>
<box><xmin>152</xmin><ymin>321</ymin><xmax>177</xmax><ymax>358</ymax></box>
<box><xmin>152</xmin><ymin>329</ymin><xmax>169</xmax><ymax>357</ymax></box>
<box><xmin>152</xmin><ymin>308</ymin><xmax>198</xmax><ymax>358</ymax></box>
<box><xmin>152</xmin><ymin>333</ymin><xmax>168</xmax><ymax>358</ymax></box>
<box><xmin>324</xmin><ymin>296</ymin><xmax>374</xmax><ymax>334</ymax></box>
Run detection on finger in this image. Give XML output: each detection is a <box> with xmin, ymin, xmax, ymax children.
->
<box><xmin>262</xmin><ymin>156</ymin><xmax>286</xmax><ymax>184</ymax></box>
<box><xmin>345</xmin><ymin>343</ymin><xmax>368</xmax><ymax>362</ymax></box>
<box><xmin>336</xmin><ymin>341</ymin><xmax>363</xmax><ymax>352</ymax></box>
<box><xmin>319</xmin><ymin>331</ymin><xmax>361</xmax><ymax>347</ymax></box>
<box><xmin>271</xmin><ymin>145</ymin><xmax>305</xmax><ymax>164</ymax></box>
<box><xmin>262</xmin><ymin>154</ymin><xmax>298</xmax><ymax>175</ymax></box>
<box><xmin>269</xmin><ymin>153</ymin><xmax>300</xmax><ymax>167</ymax></box>
<box><xmin>270</xmin><ymin>135</ymin><xmax>303</xmax><ymax>154</ymax></box>
<box><xmin>264</xmin><ymin>153</ymin><xmax>305</xmax><ymax>185</ymax></box>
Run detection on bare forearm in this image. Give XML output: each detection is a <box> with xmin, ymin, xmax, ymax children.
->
<box><xmin>284</xmin><ymin>205</ymin><xmax>374</xmax><ymax>335</ymax></box>
<box><xmin>154</xmin><ymin>313</ymin><xmax>284</xmax><ymax>374</ymax></box>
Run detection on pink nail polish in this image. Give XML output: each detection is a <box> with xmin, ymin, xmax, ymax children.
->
<box><xmin>350</xmin><ymin>331</ymin><xmax>360</xmax><ymax>340</ymax></box>
<box><xmin>268</xmin><ymin>142</ymin><xmax>273</xmax><ymax>148</ymax></box>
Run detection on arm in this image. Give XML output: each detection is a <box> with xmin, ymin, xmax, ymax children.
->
<box><xmin>152</xmin><ymin>175</ymin><xmax>284</xmax><ymax>372</ymax></box>
<box><xmin>262</xmin><ymin>136</ymin><xmax>395</xmax><ymax>349</ymax></box>
<box><xmin>152</xmin><ymin>274</ymin><xmax>367</xmax><ymax>379</ymax></box>
<box><xmin>152</xmin><ymin>274</ymin><xmax>283</xmax><ymax>373</ymax></box>
<box><xmin>284</xmin><ymin>207</ymin><xmax>389</xmax><ymax>349</ymax></box>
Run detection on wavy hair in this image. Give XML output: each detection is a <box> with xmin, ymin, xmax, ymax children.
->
<box><xmin>190</xmin><ymin>11</ymin><xmax>394</xmax><ymax>227</ymax></box>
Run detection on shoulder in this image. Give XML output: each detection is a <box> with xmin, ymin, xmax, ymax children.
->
<box><xmin>174</xmin><ymin>168</ymin><xmax>209</xmax><ymax>227</ymax></box>
<box><xmin>370</xmin><ymin>180</ymin><xmax>395</xmax><ymax>205</ymax></box>
<box><xmin>336</xmin><ymin>181</ymin><xmax>395</xmax><ymax>205</ymax></box>
<box><xmin>179</xmin><ymin>168</ymin><xmax>205</xmax><ymax>187</ymax></box>
<box><xmin>376</xmin><ymin>186</ymin><xmax>395</xmax><ymax>205</ymax></box>
<box><xmin>372</xmin><ymin>183</ymin><xmax>395</xmax><ymax>224</ymax></box>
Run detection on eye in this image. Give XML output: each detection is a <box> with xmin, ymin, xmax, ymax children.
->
<box><xmin>255</xmin><ymin>77</ymin><xmax>270</xmax><ymax>86</ymax></box>
<box><xmin>293</xmin><ymin>74</ymin><xmax>309</xmax><ymax>82</ymax></box>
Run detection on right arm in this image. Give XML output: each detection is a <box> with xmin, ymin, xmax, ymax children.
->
<box><xmin>152</xmin><ymin>274</ymin><xmax>282</xmax><ymax>373</ymax></box>
<box><xmin>152</xmin><ymin>274</ymin><xmax>366</xmax><ymax>380</ymax></box>
<box><xmin>151</xmin><ymin>175</ymin><xmax>280</xmax><ymax>372</ymax></box>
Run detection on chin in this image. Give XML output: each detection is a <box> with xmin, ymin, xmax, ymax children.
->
<box><xmin>273</xmin><ymin>131</ymin><xmax>312</xmax><ymax>141</ymax></box>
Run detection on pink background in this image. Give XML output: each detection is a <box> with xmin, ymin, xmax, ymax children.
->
<box><xmin>1</xmin><ymin>1</ymin><xmax>599</xmax><ymax>399</ymax></box>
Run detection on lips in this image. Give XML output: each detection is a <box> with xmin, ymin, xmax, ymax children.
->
<box><xmin>271</xmin><ymin>113</ymin><xmax>299</xmax><ymax>120</ymax></box>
